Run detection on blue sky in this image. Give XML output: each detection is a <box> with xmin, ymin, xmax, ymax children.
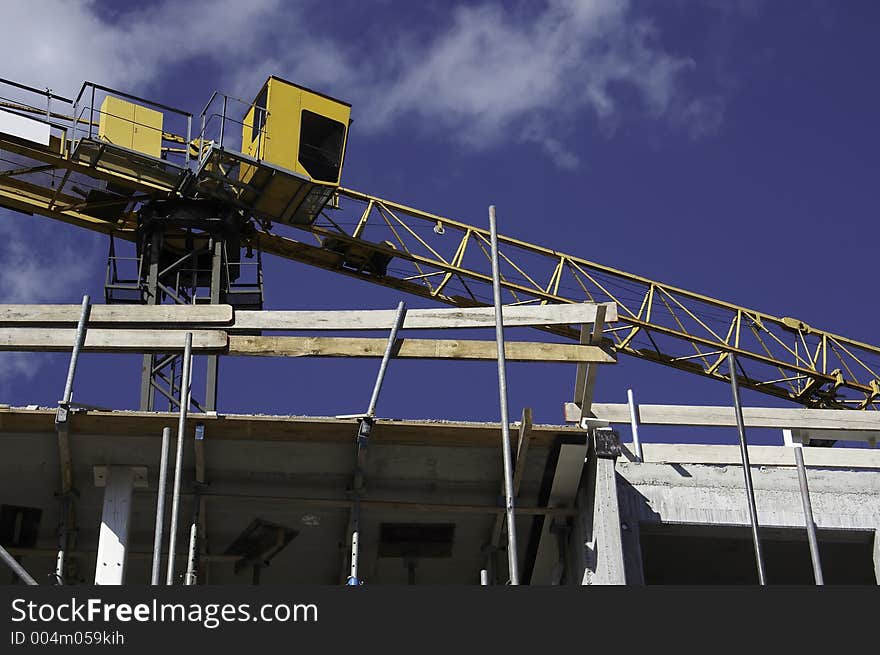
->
<box><xmin>0</xmin><ymin>0</ymin><xmax>877</xmax><ymax>446</ymax></box>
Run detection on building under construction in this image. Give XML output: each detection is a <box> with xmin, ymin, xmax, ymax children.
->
<box><xmin>0</xmin><ymin>76</ymin><xmax>878</xmax><ymax>586</ymax></box>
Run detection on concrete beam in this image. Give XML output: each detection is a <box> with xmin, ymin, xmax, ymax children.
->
<box><xmin>568</xmin><ymin>402</ymin><xmax>880</xmax><ymax>432</ymax></box>
<box><xmin>622</xmin><ymin>442</ymin><xmax>880</xmax><ymax>469</ymax></box>
<box><xmin>0</xmin><ymin>407</ymin><xmax>581</xmax><ymax>447</ymax></box>
<box><xmin>575</xmin><ymin>436</ymin><xmax>626</xmax><ymax>585</ymax></box>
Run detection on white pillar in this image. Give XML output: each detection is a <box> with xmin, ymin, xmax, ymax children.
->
<box><xmin>94</xmin><ymin>467</ymin><xmax>135</xmax><ymax>585</ymax></box>
<box><xmin>579</xmin><ymin>431</ymin><xmax>626</xmax><ymax>585</ymax></box>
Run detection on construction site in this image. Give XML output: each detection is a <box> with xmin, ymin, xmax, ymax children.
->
<box><xmin>0</xmin><ymin>74</ymin><xmax>878</xmax><ymax>587</ymax></box>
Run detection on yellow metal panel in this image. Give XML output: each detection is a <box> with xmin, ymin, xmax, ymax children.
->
<box><xmin>98</xmin><ymin>96</ymin><xmax>163</xmax><ymax>159</ymax></box>
<box><xmin>240</xmin><ymin>77</ymin><xmax>350</xmax><ymax>184</ymax></box>
<box><xmin>98</xmin><ymin>96</ymin><xmax>135</xmax><ymax>149</ymax></box>
<box><xmin>131</xmin><ymin>104</ymin><xmax>163</xmax><ymax>158</ymax></box>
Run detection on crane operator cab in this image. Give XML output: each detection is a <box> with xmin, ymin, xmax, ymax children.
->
<box><xmin>238</xmin><ymin>76</ymin><xmax>351</xmax><ymax>227</ymax></box>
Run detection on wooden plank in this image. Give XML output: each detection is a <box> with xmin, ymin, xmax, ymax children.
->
<box><xmin>0</xmin><ymin>304</ymin><xmax>233</xmax><ymax>326</ymax></box>
<box><xmin>0</xmin><ymin>328</ymin><xmax>227</xmax><ymax>352</ymax></box>
<box><xmin>566</xmin><ymin>402</ymin><xmax>880</xmax><ymax>432</ymax></box>
<box><xmin>572</xmin><ymin>304</ymin><xmax>606</xmax><ymax>419</ymax></box>
<box><xmin>625</xmin><ymin>442</ymin><xmax>880</xmax><ymax>469</ymax></box>
<box><xmin>512</xmin><ymin>408</ymin><xmax>534</xmax><ymax>495</ymax></box>
<box><xmin>0</xmin><ymin>303</ymin><xmax>617</xmax><ymax>332</ymax></box>
<box><xmin>233</xmin><ymin>302</ymin><xmax>617</xmax><ymax>331</ymax></box>
<box><xmin>228</xmin><ymin>336</ymin><xmax>615</xmax><ymax>362</ymax></box>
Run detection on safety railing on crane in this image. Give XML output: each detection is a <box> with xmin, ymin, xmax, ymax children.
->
<box><xmin>197</xmin><ymin>91</ymin><xmax>269</xmax><ymax>164</ymax></box>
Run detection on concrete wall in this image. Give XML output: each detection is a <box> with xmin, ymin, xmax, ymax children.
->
<box><xmin>616</xmin><ymin>456</ymin><xmax>880</xmax><ymax>584</ymax></box>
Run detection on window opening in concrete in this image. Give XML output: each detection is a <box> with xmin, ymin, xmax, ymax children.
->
<box><xmin>639</xmin><ymin>522</ymin><xmax>876</xmax><ymax>584</ymax></box>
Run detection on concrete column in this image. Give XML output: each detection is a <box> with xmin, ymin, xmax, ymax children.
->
<box><xmin>577</xmin><ymin>429</ymin><xmax>626</xmax><ymax>585</ymax></box>
<box><xmin>94</xmin><ymin>467</ymin><xmax>136</xmax><ymax>585</ymax></box>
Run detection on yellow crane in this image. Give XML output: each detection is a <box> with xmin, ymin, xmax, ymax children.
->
<box><xmin>1</xmin><ymin>75</ymin><xmax>878</xmax><ymax>411</ymax></box>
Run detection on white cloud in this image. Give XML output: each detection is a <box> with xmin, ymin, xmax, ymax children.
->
<box><xmin>361</xmin><ymin>2</ymin><xmax>692</xmax><ymax>135</ymax></box>
<box><xmin>0</xmin><ymin>215</ymin><xmax>97</xmax><ymax>303</ymax></box>
<box><xmin>0</xmin><ymin>0</ymin><xmax>289</xmax><ymax>97</ymax></box>
<box><xmin>0</xmin><ymin>212</ymin><xmax>100</xmax><ymax>390</ymax></box>
<box><xmin>254</xmin><ymin>0</ymin><xmax>720</xmax><ymax>165</ymax></box>
<box><xmin>0</xmin><ymin>0</ymin><xmax>724</xmax><ymax>166</ymax></box>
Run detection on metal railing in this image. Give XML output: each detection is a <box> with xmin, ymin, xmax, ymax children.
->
<box><xmin>71</xmin><ymin>81</ymin><xmax>193</xmax><ymax>168</ymax></box>
<box><xmin>197</xmin><ymin>91</ymin><xmax>269</xmax><ymax>164</ymax></box>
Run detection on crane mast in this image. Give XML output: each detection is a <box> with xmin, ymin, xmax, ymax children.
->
<box><xmin>0</xmin><ymin>75</ymin><xmax>878</xmax><ymax>411</ymax></box>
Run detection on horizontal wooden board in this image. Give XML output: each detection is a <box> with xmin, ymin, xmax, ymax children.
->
<box><xmin>228</xmin><ymin>335</ymin><xmax>616</xmax><ymax>362</ymax></box>
<box><xmin>0</xmin><ymin>304</ymin><xmax>233</xmax><ymax>326</ymax></box>
<box><xmin>0</xmin><ymin>328</ymin><xmax>227</xmax><ymax>352</ymax></box>
<box><xmin>233</xmin><ymin>302</ymin><xmax>617</xmax><ymax>331</ymax></box>
<box><xmin>0</xmin><ymin>303</ymin><xmax>616</xmax><ymax>333</ymax></box>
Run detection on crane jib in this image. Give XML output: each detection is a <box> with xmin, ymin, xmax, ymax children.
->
<box><xmin>0</xmin><ymin>75</ymin><xmax>878</xmax><ymax>411</ymax></box>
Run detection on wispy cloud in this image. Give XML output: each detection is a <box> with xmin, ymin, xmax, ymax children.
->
<box><xmin>0</xmin><ymin>213</ymin><xmax>100</xmax><ymax>392</ymax></box>
<box><xmin>0</xmin><ymin>0</ymin><xmax>291</xmax><ymax>96</ymax></box>
<box><xmin>354</xmin><ymin>0</ymin><xmax>701</xmax><ymax>166</ymax></box>
<box><xmin>0</xmin><ymin>0</ymin><xmax>732</xmax><ymax>168</ymax></box>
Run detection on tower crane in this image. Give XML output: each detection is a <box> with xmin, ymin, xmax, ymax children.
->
<box><xmin>0</xmin><ymin>75</ymin><xmax>878</xmax><ymax>414</ymax></box>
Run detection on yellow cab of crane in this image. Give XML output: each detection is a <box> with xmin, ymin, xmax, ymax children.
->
<box><xmin>238</xmin><ymin>76</ymin><xmax>351</xmax><ymax>225</ymax></box>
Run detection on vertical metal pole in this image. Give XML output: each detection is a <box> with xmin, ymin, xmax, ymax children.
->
<box><xmin>365</xmin><ymin>301</ymin><xmax>407</xmax><ymax>418</ymax></box>
<box><xmin>54</xmin><ymin>497</ymin><xmax>69</xmax><ymax>586</ymax></box>
<box><xmin>489</xmin><ymin>205</ymin><xmax>520</xmax><ymax>586</ymax></box>
<box><xmin>184</xmin><ymin>490</ymin><xmax>200</xmax><ymax>586</ymax></box>
<box><xmin>0</xmin><ymin>545</ymin><xmax>38</xmax><ymax>586</ymax></box>
<box><xmin>140</xmin><ymin>232</ymin><xmax>161</xmax><ymax>411</ymax></box>
<box><xmin>728</xmin><ymin>352</ymin><xmax>767</xmax><ymax>585</ymax></box>
<box><xmin>89</xmin><ymin>86</ymin><xmax>95</xmax><ymax>139</ymax></box>
<box><xmin>346</xmin><ymin>302</ymin><xmax>407</xmax><ymax>585</ymax></box>
<box><xmin>793</xmin><ymin>445</ymin><xmax>824</xmax><ymax>585</ymax></box>
<box><xmin>219</xmin><ymin>96</ymin><xmax>227</xmax><ymax>148</ymax></box>
<box><xmin>71</xmin><ymin>99</ymin><xmax>78</xmax><ymax>145</ymax></box>
<box><xmin>61</xmin><ymin>295</ymin><xmax>90</xmax><ymax>406</ymax></box>
<box><xmin>150</xmin><ymin>427</ymin><xmax>171</xmax><ymax>586</ymax></box>
<box><xmin>199</xmin><ymin>110</ymin><xmax>206</xmax><ymax>162</ymax></box>
<box><xmin>480</xmin><ymin>569</ymin><xmax>489</xmax><ymax>586</ymax></box>
<box><xmin>205</xmin><ymin>240</ymin><xmax>223</xmax><ymax>412</ymax></box>
<box><xmin>166</xmin><ymin>333</ymin><xmax>193</xmax><ymax>585</ymax></box>
<box><xmin>55</xmin><ymin>294</ymin><xmax>90</xmax><ymax>585</ymax></box>
<box><xmin>185</xmin><ymin>116</ymin><xmax>192</xmax><ymax>168</ymax></box>
<box><xmin>347</xmin><ymin>496</ymin><xmax>361</xmax><ymax>585</ymax></box>
<box><xmin>626</xmin><ymin>389</ymin><xmax>643</xmax><ymax>462</ymax></box>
